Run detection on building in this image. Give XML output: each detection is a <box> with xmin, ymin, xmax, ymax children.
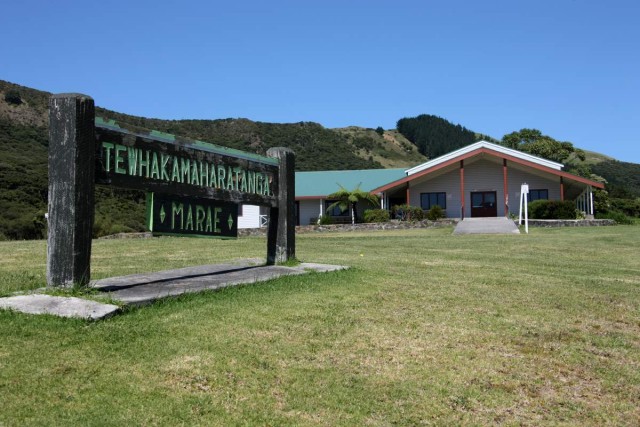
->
<box><xmin>293</xmin><ymin>141</ymin><xmax>604</xmax><ymax>226</ymax></box>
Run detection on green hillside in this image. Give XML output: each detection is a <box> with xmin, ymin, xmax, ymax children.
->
<box><xmin>0</xmin><ymin>79</ymin><xmax>638</xmax><ymax>239</ymax></box>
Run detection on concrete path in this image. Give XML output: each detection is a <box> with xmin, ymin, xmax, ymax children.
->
<box><xmin>0</xmin><ymin>259</ymin><xmax>347</xmax><ymax>320</ymax></box>
<box><xmin>91</xmin><ymin>259</ymin><xmax>346</xmax><ymax>306</ymax></box>
<box><xmin>453</xmin><ymin>217</ymin><xmax>521</xmax><ymax>235</ymax></box>
<box><xmin>0</xmin><ymin>294</ymin><xmax>119</xmax><ymax>320</ymax></box>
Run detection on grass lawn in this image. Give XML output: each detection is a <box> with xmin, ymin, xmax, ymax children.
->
<box><xmin>1</xmin><ymin>226</ymin><xmax>639</xmax><ymax>425</ymax></box>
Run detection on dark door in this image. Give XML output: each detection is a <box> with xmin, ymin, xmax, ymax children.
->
<box><xmin>471</xmin><ymin>191</ymin><xmax>497</xmax><ymax>217</ymax></box>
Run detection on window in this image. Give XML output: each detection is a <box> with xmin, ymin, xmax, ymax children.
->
<box><xmin>325</xmin><ymin>200</ymin><xmax>348</xmax><ymax>216</ymax></box>
<box><xmin>528</xmin><ymin>189</ymin><xmax>548</xmax><ymax>202</ymax></box>
<box><xmin>420</xmin><ymin>192</ymin><xmax>446</xmax><ymax>210</ymax></box>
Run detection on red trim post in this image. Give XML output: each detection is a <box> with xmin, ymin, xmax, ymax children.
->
<box><xmin>503</xmin><ymin>159</ymin><xmax>509</xmax><ymax>217</ymax></box>
<box><xmin>560</xmin><ymin>177</ymin><xmax>565</xmax><ymax>201</ymax></box>
<box><xmin>459</xmin><ymin>160</ymin><xmax>465</xmax><ymax>219</ymax></box>
<box><xmin>405</xmin><ymin>184</ymin><xmax>410</xmax><ymax>205</ymax></box>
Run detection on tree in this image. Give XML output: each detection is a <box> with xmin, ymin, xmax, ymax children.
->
<box><xmin>396</xmin><ymin>114</ymin><xmax>477</xmax><ymax>158</ymax></box>
<box><xmin>375</xmin><ymin>126</ymin><xmax>384</xmax><ymax>136</ymax></box>
<box><xmin>4</xmin><ymin>89</ymin><xmax>22</xmax><ymax>105</ymax></box>
<box><xmin>326</xmin><ymin>184</ymin><xmax>380</xmax><ymax>225</ymax></box>
<box><xmin>501</xmin><ymin>128</ymin><xmax>586</xmax><ymax>163</ymax></box>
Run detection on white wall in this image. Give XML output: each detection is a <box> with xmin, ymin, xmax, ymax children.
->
<box><xmin>298</xmin><ymin>199</ymin><xmax>323</xmax><ymax>225</ymax></box>
<box><xmin>406</xmin><ymin>159</ymin><xmax>567</xmax><ymax>218</ymax></box>
<box><xmin>408</xmin><ymin>168</ymin><xmax>462</xmax><ymax>218</ymax></box>
<box><xmin>238</xmin><ymin>204</ymin><xmax>261</xmax><ymax>229</ymax></box>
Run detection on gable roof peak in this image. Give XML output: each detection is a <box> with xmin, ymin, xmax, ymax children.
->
<box><xmin>404</xmin><ymin>140</ymin><xmax>564</xmax><ymax>176</ymax></box>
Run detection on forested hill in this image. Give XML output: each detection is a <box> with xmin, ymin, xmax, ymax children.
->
<box><xmin>396</xmin><ymin>114</ymin><xmax>496</xmax><ymax>158</ymax></box>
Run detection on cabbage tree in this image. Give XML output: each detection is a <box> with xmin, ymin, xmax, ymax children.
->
<box><xmin>326</xmin><ymin>184</ymin><xmax>380</xmax><ymax>225</ymax></box>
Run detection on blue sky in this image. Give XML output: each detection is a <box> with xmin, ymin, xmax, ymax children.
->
<box><xmin>2</xmin><ymin>1</ymin><xmax>639</xmax><ymax>163</ymax></box>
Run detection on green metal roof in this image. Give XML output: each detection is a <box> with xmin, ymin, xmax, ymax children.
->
<box><xmin>295</xmin><ymin>168</ymin><xmax>407</xmax><ymax>198</ymax></box>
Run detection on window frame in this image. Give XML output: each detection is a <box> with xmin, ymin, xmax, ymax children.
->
<box><xmin>420</xmin><ymin>192</ymin><xmax>447</xmax><ymax>210</ymax></box>
<box><xmin>324</xmin><ymin>199</ymin><xmax>349</xmax><ymax>217</ymax></box>
<box><xmin>528</xmin><ymin>189</ymin><xmax>549</xmax><ymax>202</ymax></box>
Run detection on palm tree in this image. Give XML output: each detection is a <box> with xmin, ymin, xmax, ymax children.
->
<box><xmin>326</xmin><ymin>184</ymin><xmax>380</xmax><ymax>225</ymax></box>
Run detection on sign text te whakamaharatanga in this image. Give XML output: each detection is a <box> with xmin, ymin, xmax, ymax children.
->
<box><xmin>95</xmin><ymin>125</ymin><xmax>279</xmax><ymax>207</ymax></box>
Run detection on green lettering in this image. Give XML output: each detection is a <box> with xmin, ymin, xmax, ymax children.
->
<box><xmin>191</xmin><ymin>161</ymin><xmax>200</xmax><ymax>186</ymax></box>
<box><xmin>196</xmin><ymin>205</ymin><xmax>206</xmax><ymax>231</ymax></box>
<box><xmin>226</xmin><ymin>166</ymin><xmax>234</xmax><ymax>190</ymax></box>
<box><xmin>200</xmin><ymin>162</ymin><xmax>209</xmax><ymax>187</ymax></box>
<box><xmin>264</xmin><ymin>174</ymin><xmax>271</xmax><ymax>196</ymax></box>
<box><xmin>256</xmin><ymin>173</ymin><xmax>263</xmax><ymax>194</ymax></box>
<box><xmin>139</xmin><ymin>150</ymin><xmax>150</xmax><ymax>178</ymax></box>
<box><xmin>247</xmin><ymin>170</ymin><xmax>255</xmax><ymax>194</ymax></box>
<box><xmin>181</xmin><ymin>158</ymin><xmax>191</xmax><ymax>184</ymax></box>
<box><xmin>151</xmin><ymin>152</ymin><xmax>160</xmax><ymax>179</ymax></box>
<box><xmin>127</xmin><ymin>147</ymin><xmax>138</xmax><ymax>175</ymax></box>
<box><xmin>209</xmin><ymin>163</ymin><xmax>217</xmax><ymax>188</ymax></box>
<box><xmin>172</xmin><ymin>156</ymin><xmax>181</xmax><ymax>182</ymax></box>
<box><xmin>172</xmin><ymin>202</ymin><xmax>184</xmax><ymax>230</ymax></box>
<box><xmin>214</xmin><ymin>207</ymin><xmax>221</xmax><ymax>233</ymax></box>
<box><xmin>115</xmin><ymin>144</ymin><xmax>126</xmax><ymax>174</ymax></box>
<box><xmin>102</xmin><ymin>142</ymin><xmax>114</xmax><ymax>172</ymax></box>
<box><xmin>185</xmin><ymin>205</ymin><xmax>194</xmax><ymax>230</ymax></box>
<box><xmin>205</xmin><ymin>207</ymin><xmax>213</xmax><ymax>232</ymax></box>
<box><xmin>233</xmin><ymin>167</ymin><xmax>241</xmax><ymax>191</ymax></box>
<box><xmin>240</xmin><ymin>169</ymin><xmax>247</xmax><ymax>192</ymax></box>
<box><xmin>161</xmin><ymin>153</ymin><xmax>170</xmax><ymax>181</ymax></box>
<box><xmin>217</xmin><ymin>165</ymin><xmax>226</xmax><ymax>189</ymax></box>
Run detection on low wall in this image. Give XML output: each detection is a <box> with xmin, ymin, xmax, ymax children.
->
<box><xmin>239</xmin><ymin>219</ymin><xmax>459</xmax><ymax>237</ymax></box>
<box><xmin>523</xmin><ymin>219</ymin><xmax>616</xmax><ymax>227</ymax></box>
<box><xmin>100</xmin><ymin>218</ymin><xmax>617</xmax><ymax>239</ymax></box>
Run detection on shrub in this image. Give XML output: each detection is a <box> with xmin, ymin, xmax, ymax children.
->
<box><xmin>391</xmin><ymin>204</ymin><xmax>424</xmax><ymax>221</ymax></box>
<box><xmin>364</xmin><ymin>209</ymin><xmax>390</xmax><ymax>223</ymax></box>
<box><xmin>375</xmin><ymin>126</ymin><xmax>384</xmax><ymax>136</ymax></box>
<box><xmin>528</xmin><ymin>200</ymin><xmax>577</xmax><ymax>219</ymax></box>
<box><xmin>318</xmin><ymin>214</ymin><xmax>334</xmax><ymax>225</ymax></box>
<box><xmin>610</xmin><ymin>198</ymin><xmax>640</xmax><ymax>217</ymax></box>
<box><xmin>426</xmin><ymin>205</ymin><xmax>445</xmax><ymax>220</ymax></box>
<box><xmin>596</xmin><ymin>210</ymin><xmax>633</xmax><ymax>225</ymax></box>
<box><xmin>4</xmin><ymin>90</ymin><xmax>22</xmax><ymax>105</ymax></box>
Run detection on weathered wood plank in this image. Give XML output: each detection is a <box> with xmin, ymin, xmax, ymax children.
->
<box><xmin>95</xmin><ymin>126</ymin><xmax>279</xmax><ymax>207</ymax></box>
<box><xmin>47</xmin><ymin>94</ymin><xmax>95</xmax><ymax>287</ymax></box>
<box><xmin>267</xmin><ymin>147</ymin><xmax>295</xmax><ymax>264</ymax></box>
<box><xmin>147</xmin><ymin>193</ymin><xmax>238</xmax><ymax>238</ymax></box>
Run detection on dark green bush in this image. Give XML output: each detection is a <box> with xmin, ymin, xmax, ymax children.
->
<box><xmin>4</xmin><ymin>90</ymin><xmax>22</xmax><ymax>105</ymax></box>
<box><xmin>364</xmin><ymin>209</ymin><xmax>390</xmax><ymax>223</ymax></box>
<box><xmin>426</xmin><ymin>205</ymin><xmax>445</xmax><ymax>220</ymax></box>
<box><xmin>318</xmin><ymin>215</ymin><xmax>334</xmax><ymax>225</ymax></box>
<box><xmin>528</xmin><ymin>200</ymin><xmax>577</xmax><ymax>219</ymax></box>
<box><xmin>596</xmin><ymin>211</ymin><xmax>633</xmax><ymax>224</ymax></box>
<box><xmin>391</xmin><ymin>204</ymin><xmax>424</xmax><ymax>221</ymax></box>
<box><xmin>610</xmin><ymin>198</ymin><xmax>640</xmax><ymax>217</ymax></box>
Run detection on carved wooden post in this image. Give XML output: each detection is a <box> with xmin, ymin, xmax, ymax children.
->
<box><xmin>266</xmin><ymin>147</ymin><xmax>295</xmax><ymax>264</ymax></box>
<box><xmin>47</xmin><ymin>94</ymin><xmax>96</xmax><ymax>287</ymax></box>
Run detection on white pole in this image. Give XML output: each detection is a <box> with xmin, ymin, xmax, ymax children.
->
<box><xmin>524</xmin><ymin>192</ymin><xmax>528</xmax><ymax>234</ymax></box>
<box><xmin>589</xmin><ymin>187</ymin><xmax>594</xmax><ymax>215</ymax></box>
<box><xmin>520</xmin><ymin>183</ymin><xmax>529</xmax><ymax>234</ymax></box>
<box><xmin>519</xmin><ymin>191</ymin><xmax>523</xmax><ymax>224</ymax></box>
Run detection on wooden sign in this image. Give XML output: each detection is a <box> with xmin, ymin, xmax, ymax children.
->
<box><xmin>147</xmin><ymin>193</ymin><xmax>238</xmax><ymax>238</ymax></box>
<box><xmin>95</xmin><ymin>119</ymin><xmax>279</xmax><ymax>208</ymax></box>
<box><xmin>47</xmin><ymin>94</ymin><xmax>295</xmax><ymax>288</ymax></box>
